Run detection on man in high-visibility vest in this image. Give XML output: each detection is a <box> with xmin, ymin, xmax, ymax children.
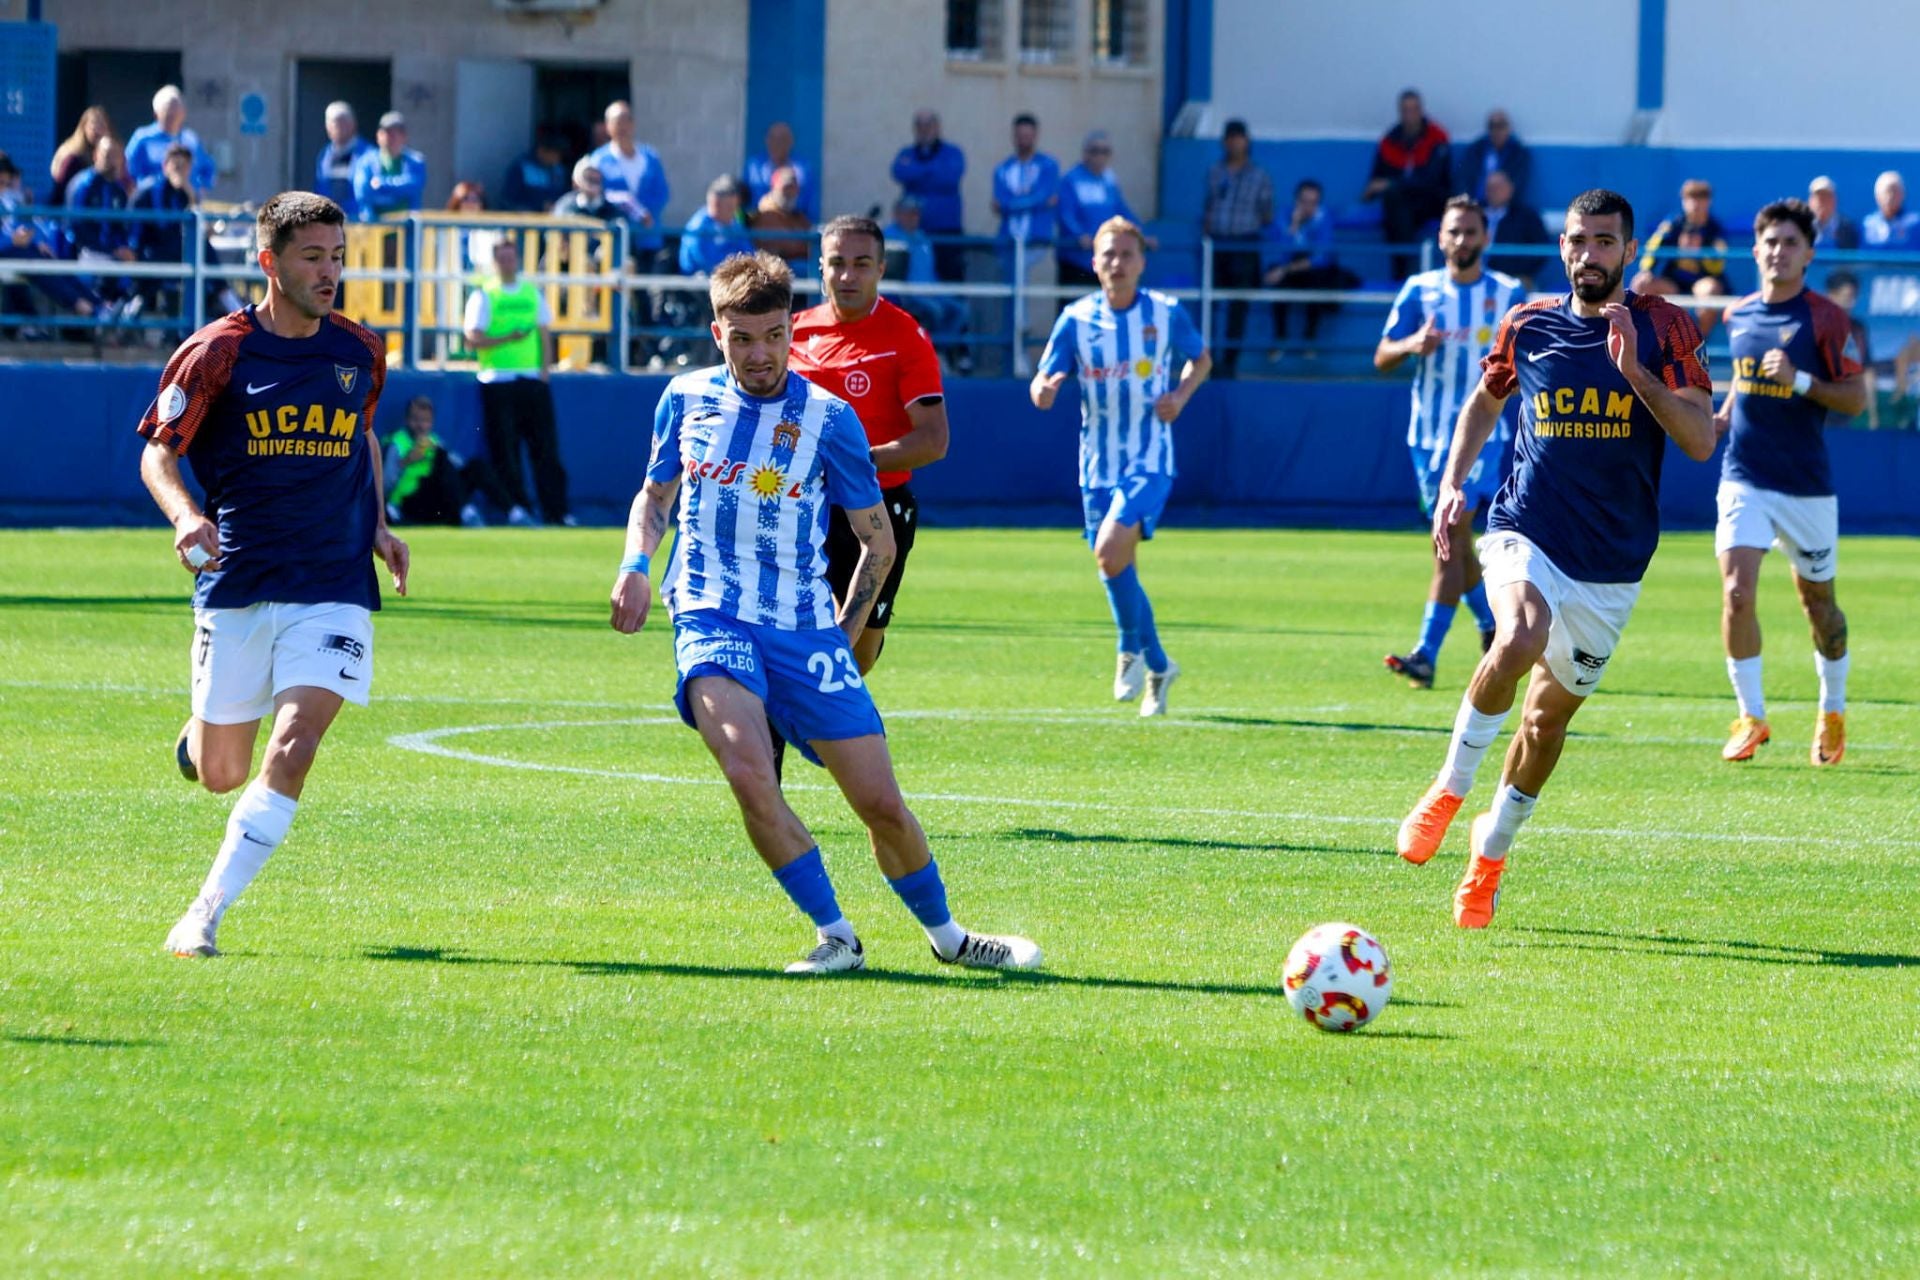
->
<box><xmin>462</xmin><ymin>237</ymin><xmax>572</xmax><ymax>525</ymax></box>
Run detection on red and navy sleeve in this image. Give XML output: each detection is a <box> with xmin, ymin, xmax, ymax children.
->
<box><xmin>137</xmin><ymin>315</ymin><xmax>248</xmax><ymax>452</ymax></box>
<box><xmin>332</xmin><ymin>313</ymin><xmax>390</xmax><ymax>437</ymax></box>
<box><xmin>1643</xmin><ymin>296</ymin><xmax>1712</xmax><ymax>392</ymax></box>
<box><xmin>1809</xmin><ymin>292</ymin><xmax>1864</xmax><ymax>382</ymax></box>
<box><xmin>1480</xmin><ymin>299</ymin><xmax>1554</xmax><ymax>399</ymax></box>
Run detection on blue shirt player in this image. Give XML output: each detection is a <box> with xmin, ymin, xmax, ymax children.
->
<box><xmin>138</xmin><ymin>192</ymin><xmax>410</xmax><ymax>960</ymax></box>
<box><xmin>1031</xmin><ymin>216</ymin><xmax>1212</xmax><ymax>717</ymax></box>
<box><xmin>609</xmin><ymin>252</ymin><xmax>1040</xmax><ymax>977</ymax></box>
<box><xmin>1375</xmin><ymin>195</ymin><xmax>1526</xmax><ymax>689</ymax></box>
<box><xmin>1713</xmin><ymin>199</ymin><xmax>1867</xmax><ymax>769</ymax></box>
<box><xmin>1394</xmin><ymin>189</ymin><xmax>1716</xmax><ymax>929</ymax></box>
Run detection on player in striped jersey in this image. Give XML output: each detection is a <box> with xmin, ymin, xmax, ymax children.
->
<box><xmin>1030</xmin><ymin>217</ymin><xmax>1211</xmax><ymax>716</ymax></box>
<box><xmin>1376</xmin><ymin>195</ymin><xmax>1526</xmax><ymax>689</ymax></box>
<box><xmin>609</xmin><ymin>253</ymin><xmax>1040</xmax><ymax>976</ymax></box>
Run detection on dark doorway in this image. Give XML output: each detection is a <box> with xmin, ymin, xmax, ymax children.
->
<box><xmin>57</xmin><ymin>49</ymin><xmax>183</xmax><ymax>164</ymax></box>
<box><xmin>292</xmin><ymin>59</ymin><xmax>391</xmax><ymax>197</ymax></box>
<box><xmin>532</xmin><ymin>63</ymin><xmax>631</xmax><ymax>168</ymax></box>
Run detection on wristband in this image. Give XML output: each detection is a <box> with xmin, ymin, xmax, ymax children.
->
<box><xmin>618</xmin><ymin>553</ymin><xmax>651</xmax><ymax>577</ymax></box>
<box><xmin>1791</xmin><ymin>370</ymin><xmax>1813</xmax><ymax>396</ymax></box>
<box><xmin>185</xmin><ymin>545</ymin><xmax>211</xmax><ymax>569</ymax></box>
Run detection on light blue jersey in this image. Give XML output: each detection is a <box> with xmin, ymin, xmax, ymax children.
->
<box><xmin>1039</xmin><ymin>288</ymin><xmax>1208</xmax><ymax>489</ymax></box>
<box><xmin>1382</xmin><ymin>268</ymin><xmax>1525</xmax><ymax>468</ymax></box>
<box><xmin>648</xmin><ymin>368</ymin><xmax>883</xmax><ymax>631</ymax></box>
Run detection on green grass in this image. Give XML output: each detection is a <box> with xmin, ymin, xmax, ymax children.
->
<box><xmin>2</xmin><ymin>526</ymin><xmax>1916</xmax><ymax>1277</ymax></box>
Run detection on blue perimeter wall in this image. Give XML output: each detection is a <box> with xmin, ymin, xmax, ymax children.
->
<box><xmin>7</xmin><ymin>363</ymin><xmax>1916</xmax><ymax>534</ymax></box>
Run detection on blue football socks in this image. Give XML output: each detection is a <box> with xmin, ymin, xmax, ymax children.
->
<box><xmin>1416</xmin><ymin>601</ymin><xmax>1457</xmax><ymax>662</ymax></box>
<box><xmin>772</xmin><ymin>848</ymin><xmax>845</xmax><ymax>930</ymax></box>
<box><xmin>1463</xmin><ymin>582</ymin><xmax>1496</xmax><ymax>633</ymax></box>
<box><xmin>1102</xmin><ymin>565</ymin><xmax>1145</xmax><ymax>654</ymax></box>
<box><xmin>889</xmin><ymin>858</ymin><xmax>968</xmax><ymax>958</ymax></box>
<box><xmin>1136</xmin><ymin>587</ymin><xmax>1169</xmax><ymax>673</ymax></box>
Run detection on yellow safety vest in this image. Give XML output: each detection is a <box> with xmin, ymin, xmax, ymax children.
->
<box><xmin>478</xmin><ymin>279</ymin><xmax>543</xmax><ymax>373</ymax></box>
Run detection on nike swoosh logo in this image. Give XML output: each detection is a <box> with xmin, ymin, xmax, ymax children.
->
<box><xmin>241</xmin><ymin>832</ymin><xmax>274</xmax><ymax>847</ymax></box>
<box><xmin>246</xmin><ymin>381</ymin><xmax>281</xmax><ymax>395</ymax></box>
<box><xmin>338</xmin><ymin>668</ymin><xmax>360</xmax><ymax>681</ymax></box>
<box><xmin>1526</xmin><ymin>350</ymin><xmax>1552</xmax><ymax>363</ymax></box>
<box><xmin>850</xmin><ymin>352</ymin><xmax>897</xmax><ymax>363</ymax></box>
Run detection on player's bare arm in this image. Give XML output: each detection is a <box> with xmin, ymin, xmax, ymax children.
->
<box><xmin>1601</xmin><ymin>302</ymin><xmax>1716</xmax><ymax>460</ymax></box>
<box><xmin>139</xmin><ymin>438</ymin><xmax>222</xmax><ymax>572</ymax></box>
<box><xmin>868</xmin><ymin>396</ymin><xmax>949</xmax><ymax>472</ymax></box>
<box><xmin>1756</xmin><ymin>348</ymin><xmax>1868</xmax><ymax>417</ymax></box>
<box><xmin>835</xmin><ymin>502</ymin><xmax>897</xmax><ymax>646</ymax></box>
<box><xmin>1713</xmin><ymin>385</ymin><xmax>1736</xmax><ymax>437</ymax></box>
<box><xmin>1155</xmin><ymin>352</ymin><xmax>1213</xmax><ymax>424</ymax></box>
<box><xmin>1432</xmin><ymin>380</ymin><xmax>1508</xmax><ymax>558</ymax></box>
<box><xmin>1030</xmin><ymin>369</ymin><xmax>1068</xmax><ymax>410</ymax></box>
<box><xmin>610</xmin><ymin>474</ymin><xmax>680</xmax><ymax>634</ymax></box>
<box><xmin>1374</xmin><ymin>316</ymin><xmax>1442</xmax><ymax>373</ymax></box>
<box><xmin>366</xmin><ymin>431</ymin><xmax>410</xmax><ymax>596</ymax></box>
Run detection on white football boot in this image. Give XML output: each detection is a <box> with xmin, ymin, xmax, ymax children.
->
<box><xmin>1113</xmin><ymin>651</ymin><xmax>1146</xmax><ymax>701</ymax></box>
<box><xmin>784</xmin><ymin>934</ymin><xmax>866</xmax><ymax>976</ymax></box>
<box><xmin>936</xmin><ymin>932</ymin><xmax>1044</xmax><ymax>971</ymax></box>
<box><xmin>1140</xmin><ymin>660</ymin><xmax>1181</xmax><ymax>717</ymax></box>
<box><xmin>164</xmin><ymin>902</ymin><xmax>221</xmax><ymax>958</ymax></box>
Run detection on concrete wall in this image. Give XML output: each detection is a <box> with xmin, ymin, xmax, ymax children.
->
<box><xmin>822</xmin><ymin>0</ymin><xmax>1165</xmax><ymax>230</ymax></box>
<box><xmin>39</xmin><ymin>0</ymin><xmax>748</xmax><ymax>223</ymax></box>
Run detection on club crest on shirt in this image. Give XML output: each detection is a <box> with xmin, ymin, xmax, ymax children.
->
<box><xmin>1777</xmin><ymin>323</ymin><xmax>1800</xmax><ymax>346</ymax></box>
<box><xmin>1141</xmin><ymin>324</ymin><xmax>1158</xmax><ymax>345</ymax></box>
<box><xmin>772</xmin><ymin>420</ymin><xmax>801</xmax><ymax>450</ymax></box>
<box><xmin>842</xmin><ymin>370</ymin><xmax>871</xmax><ymax>397</ymax></box>
<box><xmin>335</xmin><ymin>364</ymin><xmax>358</xmax><ymax>394</ymax></box>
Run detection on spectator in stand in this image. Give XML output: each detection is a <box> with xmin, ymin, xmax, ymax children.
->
<box><xmin>745</xmin><ymin>121</ymin><xmax>815</xmax><ymax>221</ymax></box>
<box><xmin>126</xmin><ymin>85</ymin><xmax>216</xmax><ymax>195</ymax></box>
<box><xmin>1633</xmin><ymin>178</ymin><xmax>1728</xmax><ymax>298</ymax></box>
<box><xmin>49</xmin><ymin>106</ymin><xmax>113</xmax><ymax>205</ymax></box>
<box><xmin>383</xmin><ymin>396</ymin><xmax>519</xmax><ymax>527</ymax></box>
<box><xmin>0</xmin><ymin>151</ymin><xmax>105</xmax><ymax>326</ymax></box>
<box><xmin>1451</xmin><ymin>108</ymin><xmax>1529</xmax><ymax>203</ymax></box>
<box><xmin>313</xmin><ymin>101</ymin><xmax>373</xmax><ymax>219</ymax></box>
<box><xmin>751</xmin><ymin>166</ymin><xmax>813</xmax><ymax>264</ymax></box>
<box><xmin>1363</xmin><ymin>89</ymin><xmax>1451</xmax><ymax>276</ymax></box>
<box><xmin>448</xmin><ymin>182</ymin><xmax>501</xmax><ymax>271</ymax></box>
<box><xmin>891</xmin><ymin>109</ymin><xmax>967</xmax><ymax>282</ymax></box>
<box><xmin>1807</xmin><ymin>176</ymin><xmax>1859</xmax><ymax>250</ymax></box>
<box><xmin>130</xmin><ymin>144</ymin><xmax>197</xmax><ymax>329</ymax></box>
<box><xmin>500</xmin><ymin>128</ymin><xmax>571</xmax><ymax>214</ymax></box>
<box><xmin>65</xmin><ymin>136</ymin><xmax>138</xmax><ymax>307</ymax></box>
<box><xmin>352</xmin><ymin>112</ymin><xmax>427</xmax><ymax>221</ymax></box>
<box><xmin>1822</xmin><ymin>270</ymin><xmax>1877</xmax><ymax>428</ymax></box>
<box><xmin>1481</xmin><ymin>168</ymin><xmax>1549</xmax><ymax>286</ymax></box>
<box><xmin>885</xmin><ymin>195</ymin><xmax>973</xmax><ymax>371</ymax></box>
<box><xmin>1056</xmin><ymin>130</ymin><xmax>1149</xmax><ymax>293</ymax></box>
<box><xmin>1261</xmin><ymin>178</ymin><xmax>1356</xmax><ymax>351</ymax></box>
<box><xmin>993</xmin><ymin>112</ymin><xmax>1061</xmax><ymax>345</ymax></box>
<box><xmin>591</xmin><ymin>101</ymin><xmax>670</xmax><ymax>264</ymax></box>
<box><xmin>463</xmin><ymin>237</ymin><xmax>570</xmax><ymax>526</ymax></box>
<box><xmin>680</xmin><ymin>177</ymin><xmax>754</xmax><ymax>276</ymax></box>
<box><xmin>1863</xmin><ymin>170</ymin><xmax>1920</xmax><ymax>249</ymax></box>
<box><xmin>1202</xmin><ymin>118</ymin><xmax>1274</xmax><ymax>379</ymax></box>
<box><xmin>552</xmin><ymin>157</ymin><xmax>618</xmax><ymax>223</ymax></box>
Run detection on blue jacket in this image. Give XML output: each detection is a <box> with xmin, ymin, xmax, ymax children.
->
<box><xmin>891</xmin><ymin>140</ymin><xmax>966</xmax><ymax>233</ymax></box>
<box><xmin>589</xmin><ymin>142</ymin><xmax>671</xmax><ymax>252</ymax></box>
<box><xmin>1261</xmin><ymin>208</ymin><xmax>1336</xmax><ymax>273</ymax></box>
<box><xmin>501</xmin><ymin>150</ymin><xmax>571</xmax><ymax>214</ymax></box>
<box><xmin>131</xmin><ymin>176</ymin><xmax>195</xmax><ymax>262</ymax></box>
<box><xmin>1055</xmin><ymin>163</ymin><xmax>1138</xmax><ymax>270</ymax></box>
<box><xmin>64</xmin><ymin>169</ymin><xmax>134</xmax><ymax>256</ymax></box>
<box><xmin>678</xmin><ymin>210</ymin><xmax>754</xmax><ymax>275</ymax></box>
<box><xmin>992</xmin><ymin>151</ymin><xmax>1061</xmax><ymax>245</ymax></box>
<box><xmin>125</xmin><ymin>123</ymin><xmax>217</xmax><ymax>193</ymax></box>
<box><xmin>314</xmin><ymin>137</ymin><xmax>374</xmax><ymax>218</ymax></box>
<box><xmin>352</xmin><ymin>148</ymin><xmax>428</xmax><ymax>221</ymax></box>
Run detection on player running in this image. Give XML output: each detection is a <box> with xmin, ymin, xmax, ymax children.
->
<box><xmin>1394</xmin><ymin>189</ymin><xmax>1716</xmax><ymax>927</ymax></box>
<box><xmin>1029</xmin><ymin>216</ymin><xmax>1211</xmax><ymax>716</ymax></box>
<box><xmin>609</xmin><ymin>252</ymin><xmax>1039</xmax><ymax>976</ymax></box>
<box><xmin>788</xmin><ymin>215</ymin><xmax>949</xmax><ymax>675</ymax></box>
<box><xmin>1375</xmin><ymin>196</ymin><xmax>1525</xmax><ymax>689</ymax></box>
<box><xmin>140</xmin><ymin>191</ymin><xmax>408</xmax><ymax>957</ymax></box>
<box><xmin>1713</xmin><ymin>198</ymin><xmax>1866</xmax><ymax>766</ymax></box>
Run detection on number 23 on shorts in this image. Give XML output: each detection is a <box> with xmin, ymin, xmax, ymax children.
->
<box><xmin>807</xmin><ymin>647</ymin><xmax>865</xmax><ymax>693</ymax></box>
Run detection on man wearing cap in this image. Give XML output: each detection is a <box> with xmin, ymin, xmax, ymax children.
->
<box><xmin>1057</xmin><ymin>130</ymin><xmax>1149</xmax><ymax>294</ymax></box>
<box><xmin>1202</xmin><ymin>118</ymin><xmax>1274</xmax><ymax>379</ymax></box>
<box><xmin>314</xmin><ymin>102</ymin><xmax>373</xmax><ymax>219</ymax></box>
<box><xmin>1808</xmin><ymin>177</ymin><xmax>1859</xmax><ymax>250</ymax></box>
<box><xmin>1863</xmin><ymin>171</ymin><xmax>1920</xmax><ymax>250</ymax></box>
<box><xmin>352</xmin><ymin>112</ymin><xmax>427</xmax><ymax>222</ymax></box>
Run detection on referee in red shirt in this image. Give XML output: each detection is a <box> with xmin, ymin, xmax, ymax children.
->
<box><xmin>789</xmin><ymin>214</ymin><xmax>951</xmax><ymax>674</ymax></box>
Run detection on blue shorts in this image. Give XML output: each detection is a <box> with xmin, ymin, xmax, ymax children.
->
<box><xmin>671</xmin><ymin>609</ymin><xmax>884</xmax><ymax>767</ymax></box>
<box><xmin>1082</xmin><ymin>470</ymin><xmax>1174</xmax><ymax>546</ymax></box>
<box><xmin>1412</xmin><ymin>444</ymin><xmax>1502</xmax><ymax>517</ymax></box>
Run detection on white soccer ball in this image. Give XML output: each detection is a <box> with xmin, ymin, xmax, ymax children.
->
<box><xmin>1282</xmin><ymin>922</ymin><xmax>1393</xmax><ymax>1032</ymax></box>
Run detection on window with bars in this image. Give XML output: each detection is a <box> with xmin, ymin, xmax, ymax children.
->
<box><xmin>946</xmin><ymin>0</ymin><xmax>1004</xmax><ymax>61</ymax></box>
<box><xmin>1092</xmin><ymin>0</ymin><xmax>1148</xmax><ymax>66</ymax></box>
<box><xmin>1019</xmin><ymin>0</ymin><xmax>1074</xmax><ymax>64</ymax></box>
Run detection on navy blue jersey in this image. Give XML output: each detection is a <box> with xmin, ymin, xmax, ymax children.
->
<box><xmin>1482</xmin><ymin>292</ymin><xmax>1710</xmax><ymax>583</ymax></box>
<box><xmin>138</xmin><ymin>307</ymin><xmax>388</xmax><ymax>610</ymax></box>
<box><xmin>1721</xmin><ymin>289</ymin><xmax>1859</xmax><ymax>497</ymax></box>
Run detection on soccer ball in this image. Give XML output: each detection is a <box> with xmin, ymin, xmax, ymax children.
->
<box><xmin>1282</xmin><ymin>923</ymin><xmax>1393</xmax><ymax>1032</ymax></box>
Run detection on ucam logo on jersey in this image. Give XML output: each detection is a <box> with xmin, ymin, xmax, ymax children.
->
<box><xmin>1529</xmin><ymin>386</ymin><xmax>1636</xmax><ymax>438</ymax></box>
<box><xmin>242</xmin><ymin>403</ymin><xmax>361</xmax><ymax>457</ymax></box>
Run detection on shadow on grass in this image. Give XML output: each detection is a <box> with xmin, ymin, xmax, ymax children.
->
<box><xmin>1510</xmin><ymin>926</ymin><xmax>1920</xmax><ymax>969</ymax></box>
<box><xmin>388</xmin><ymin>603</ymin><xmax>604</xmax><ymax>630</ymax></box>
<box><xmin>4</xmin><ymin>1033</ymin><xmax>159</xmax><ymax>1048</ymax></box>
<box><xmin>1006</xmin><ymin>827</ymin><xmax>1396</xmax><ymax>858</ymax></box>
<box><xmin>361</xmin><ymin>944</ymin><xmax>1456</xmax><ymax>1008</ymax></box>
<box><xmin>1188</xmin><ymin>713</ymin><xmax>1450</xmax><ymax>736</ymax></box>
<box><xmin>0</xmin><ymin>594</ymin><xmax>179</xmax><ymax>614</ymax></box>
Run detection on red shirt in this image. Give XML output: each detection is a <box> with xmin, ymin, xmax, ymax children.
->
<box><xmin>789</xmin><ymin>296</ymin><xmax>944</xmax><ymax>488</ymax></box>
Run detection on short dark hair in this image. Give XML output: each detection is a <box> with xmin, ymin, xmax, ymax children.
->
<box><xmin>1565</xmin><ymin>188</ymin><xmax>1635</xmax><ymax>241</ymax></box>
<box><xmin>1295</xmin><ymin>178</ymin><xmax>1323</xmax><ymax>198</ymax></box>
<box><xmin>1013</xmin><ymin>113</ymin><xmax>1038</xmax><ymax>130</ymax></box>
<box><xmin>1222</xmin><ymin>119</ymin><xmax>1249</xmax><ymax>140</ymax></box>
<box><xmin>1753</xmin><ymin>197</ymin><xmax>1817</xmax><ymax>245</ymax></box>
<box><xmin>819</xmin><ymin>214</ymin><xmax>885</xmax><ymax>255</ymax></box>
<box><xmin>1825</xmin><ymin>268</ymin><xmax>1859</xmax><ymax>292</ymax></box>
<box><xmin>1443</xmin><ymin>193</ymin><xmax>1488</xmax><ymax>230</ymax></box>
<box><xmin>163</xmin><ymin>144</ymin><xmax>194</xmax><ymax>165</ymax></box>
<box><xmin>406</xmin><ymin>395</ymin><xmax>434</xmax><ymax>415</ymax></box>
<box><xmin>709</xmin><ymin>250</ymin><xmax>792</xmax><ymax>316</ymax></box>
<box><xmin>0</xmin><ymin>151</ymin><xmax>18</xmax><ymax>180</ymax></box>
<box><xmin>256</xmin><ymin>190</ymin><xmax>346</xmax><ymax>255</ymax></box>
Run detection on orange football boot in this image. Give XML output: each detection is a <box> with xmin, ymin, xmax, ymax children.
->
<box><xmin>1721</xmin><ymin>715</ymin><xmax>1770</xmax><ymax>762</ymax></box>
<box><xmin>1812</xmin><ymin>711</ymin><xmax>1846</xmax><ymax>766</ymax></box>
<box><xmin>1453</xmin><ymin>814</ymin><xmax>1507</xmax><ymax>929</ymax></box>
<box><xmin>1397</xmin><ymin>782</ymin><xmax>1463</xmax><ymax>865</ymax></box>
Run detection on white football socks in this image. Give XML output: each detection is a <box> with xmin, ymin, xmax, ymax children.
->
<box><xmin>193</xmin><ymin>781</ymin><xmax>297</xmax><ymax>922</ymax></box>
<box><xmin>925</xmin><ymin>919</ymin><xmax>967</xmax><ymax>960</ymax></box>
<box><xmin>1726</xmin><ymin>655</ymin><xmax>1766</xmax><ymax>720</ymax></box>
<box><xmin>817</xmin><ymin>917</ymin><xmax>857</xmax><ymax>946</ymax></box>
<box><xmin>1481</xmin><ymin>785</ymin><xmax>1538</xmax><ymax>861</ymax></box>
<box><xmin>1815</xmin><ymin>651</ymin><xmax>1849</xmax><ymax>713</ymax></box>
<box><xmin>1441</xmin><ymin>698</ymin><xmax>1509</xmax><ymax>797</ymax></box>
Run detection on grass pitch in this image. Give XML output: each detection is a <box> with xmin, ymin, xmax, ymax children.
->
<box><xmin>2</xmin><ymin>525</ymin><xmax>1916</xmax><ymax>1277</ymax></box>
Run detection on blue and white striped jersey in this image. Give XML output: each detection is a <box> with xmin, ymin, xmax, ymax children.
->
<box><xmin>1038</xmin><ymin>288</ymin><xmax>1208</xmax><ymax>489</ymax></box>
<box><xmin>1382</xmin><ymin>268</ymin><xmax>1526</xmax><ymax>467</ymax></box>
<box><xmin>647</xmin><ymin>367</ymin><xmax>883</xmax><ymax>630</ymax></box>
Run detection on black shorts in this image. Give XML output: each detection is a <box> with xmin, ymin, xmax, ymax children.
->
<box><xmin>824</xmin><ymin>483</ymin><xmax>917</xmax><ymax>631</ymax></box>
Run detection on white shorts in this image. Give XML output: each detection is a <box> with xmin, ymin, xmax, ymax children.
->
<box><xmin>1714</xmin><ymin>479</ymin><xmax>1839</xmax><ymax>582</ymax></box>
<box><xmin>190</xmin><ymin>602</ymin><xmax>374</xmax><ymax>725</ymax></box>
<box><xmin>1478</xmin><ymin>532</ymin><xmax>1640</xmax><ymax>696</ymax></box>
